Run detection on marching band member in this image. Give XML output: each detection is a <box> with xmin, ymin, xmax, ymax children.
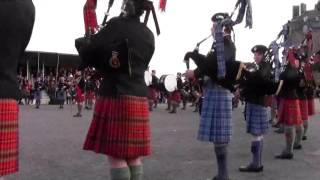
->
<box><xmin>275</xmin><ymin>49</ymin><xmax>303</xmax><ymax>159</ymax></box>
<box><xmin>148</xmin><ymin>70</ymin><xmax>159</xmax><ymax>111</ymax></box>
<box><xmin>84</xmin><ymin>75</ymin><xmax>96</xmax><ymax>110</ymax></box>
<box><xmin>185</xmin><ymin>13</ymin><xmax>245</xmax><ymax>180</ymax></box>
<box><xmin>73</xmin><ymin>72</ymin><xmax>85</xmax><ymax>117</ymax></box>
<box><xmin>34</xmin><ymin>77</ymin><xmax>44</xmax><ymax>109</ymax></box>
<box><xmin>295</xmin><ymin>57</ymin><xmax>308</xmax><ymax>147</ymax></box>
<box><xmin>76</xmin><ymin>0</ymin><xmax>155</xmax><ymax>179</ymax></box>
<box><xmin>0</xmin><ymin>0</ymin><xmax>34</xmax><ymax>178</ymax></box>
<box><xmin>239</xmin><ymin>45</ymin><xmax>275</xmax><ymax>172</ymax></box>
<box><xmin>168</xmin><ymin>72</ymin><xmax>183</xmax><ymax>114</ymax></box>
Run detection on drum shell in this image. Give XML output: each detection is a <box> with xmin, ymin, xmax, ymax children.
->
<box><xmin>159</xmin><ymin>75</ymin><xmax>177</xmax><ymax>92</ymax></box>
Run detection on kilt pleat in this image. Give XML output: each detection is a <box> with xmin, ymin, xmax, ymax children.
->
<box><xmin>148</xmin><ymin>88</ymin><xmax>157</xmax><ymax>101</ymax></box>
<box><xmin>0</xmin><ymin>99</ymin><xmax>18</xmax><ymax>176</ymax></box>
<box><xmin>169</xmin><ymin>90</ymin><xmax>181</xmax><ymax>103</ymax></box>
<box><xmin>307</xmin><ymin>98</ymin><xmax>315</xmax><ymax>116</ymax></box>
<box><xmin>198</xmin><ymin>88</ymin><xmax>232</xmax><ymax>144</ymax></box>
<box><xmin>83</xmin><ymin>96</ymin><xmax>151</xmax><ymax>158</ymax></box>
<box><xmin>279</xmin><ymin>99</ymin><xmax>302</xmax><ymax>126</ymax></box>
<box><xmin>299</xmin><ymin>99</ymin><xmax>309</xmax><ymax>121</ymax></box>
<box><xmin>245</xmin><ymin>103</ymin><xmax>268</xmax><ymax>135</ymax></box>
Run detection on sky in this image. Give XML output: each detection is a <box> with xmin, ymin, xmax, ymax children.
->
<box><xmin>26</xmin><ymin>0</ymin><xmax>319</xmax><ymax>75</ymax></box>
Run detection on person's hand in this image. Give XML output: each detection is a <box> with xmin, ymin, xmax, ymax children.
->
<box><xmin>185</xmin><ymin>69</ymin><xmax>194</xmax><ymax>79</ymax></box>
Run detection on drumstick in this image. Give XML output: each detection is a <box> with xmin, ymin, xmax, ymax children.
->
<box><xmin>275</xmin><ymin>80</ymin><xmax>283</xmax><ymax>96</ymax></box>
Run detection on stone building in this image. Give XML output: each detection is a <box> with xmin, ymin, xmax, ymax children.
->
<box><xmin>288</xmin><ymin>1</ymin><xmax>320</xmax><ymax>53</ymax></box>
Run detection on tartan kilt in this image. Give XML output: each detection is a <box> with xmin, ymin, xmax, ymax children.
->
<box><xmin>198</xmin><ymin>88</ymin><xmax>232</xmax><ymax>144</ymax></box>
<box><xmin>169</xmin><ymin>90</ymin><xmax>181</xmax><ymax>103</ymax></box>
<box><xmin>85</xmin><ymin>91</ymin><xmax>95</xmax><ymax>100</ymax></box>
<box><xmin>307</xmin><ymin>98</ymin><xmax>315</xmax><ymax>116</ymax></box>
<box><xmin>75</xmin><ymin>94</ymin><xmax>85</xmax><ymax>103</ymax></box>
<box><xmin>83</xmin><ymin>96</ymin><xmax>151</xmax><ymax>158</ymax></box>
<box><xmin>245</xmin><ymin>103</ymin><xmax>268</xmax><ymax>135</ymax></box>
<box><xmin>299</xmin><ymin>99</ymin><xmax>309</xmax><ymax>121</ymax></box>
<box><xmin>279</xmin><ymin>99</ymin><xmax>302</xmax><ymax>126</ymax></box>
<box><xmin>147</xmin><ymin>88</ymin><xmax>157</xmax><ymax>101</ymax></box>
<box><xmin>0</xmin><ymin>99</ymin><xmax>18</xmax><ymax>176</ymax></box>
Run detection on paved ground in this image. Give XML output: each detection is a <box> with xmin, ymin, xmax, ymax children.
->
<box><xmin>4</xmin><ymin>101</ymin><xmax>320</xmax><ymax>180</ymax></box>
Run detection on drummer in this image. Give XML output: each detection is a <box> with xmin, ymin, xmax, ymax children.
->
<box><xmin>148</xmin><ymin>70</ymin><xmax>159</xmax><ymax>111</ymax></box>
<box><xmin>168</xmin><ymin>72</ymin><xmax>183</xmax><ymax>114</ymax></box>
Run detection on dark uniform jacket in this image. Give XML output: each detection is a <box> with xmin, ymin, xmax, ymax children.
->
<box><xmin>240</xmin><ymin>61</ymin><xmax>276</xmax><ymax>106</ymax></box>
<box><xmin>278</xmin><ymin>64</ymin><xmax>300</xmax><ymax>99</ymax></box>
<box><xmin>76</xmin><ymin>16</ymin><xmax>155</xmax><ymax>97</ymax></box>
<box><xmin>187</xmin><ymin>36</ymin><xmax>240</xmax><ymax>91</ymax></box>
<box><xmin>0</xmin><ymin>0</ymin><xmax>35</xmax><ymax>99</ymax></box>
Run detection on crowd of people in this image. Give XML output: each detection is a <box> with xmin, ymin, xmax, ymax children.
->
<box><xmin>17</xmin><ymin>68</ymin><xmax>100</xmax><ymax>110</ymax></box>
<box><xmin>1</xmin><ymin>0</ymin><xmax>320</xmax><ymax>180</ymax></box>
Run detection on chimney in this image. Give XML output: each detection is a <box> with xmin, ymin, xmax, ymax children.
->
<box><xmin>293</xmin><ymin>5</ymin><xmax>300</xmax><ymax>19</ymax></box>
<box><xmin>300</xmin><ymin>3</ymin><xmax>307</xmax><ymax>14</ymax></box>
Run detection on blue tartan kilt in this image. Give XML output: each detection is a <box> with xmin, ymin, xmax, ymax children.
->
<box><xmin>34</xmin><ymin>90</ymin><xmax>41</xmax><ymax>100</ymax></box>
<box><xmin>245</xmin><ymin>103</ymin><xmax>269</xmax><ymax>136</ymax></box>
<box><xmin>198</xmin><ymin>88</ymin><xmax>232</xmax><ymax>144</ymax></box>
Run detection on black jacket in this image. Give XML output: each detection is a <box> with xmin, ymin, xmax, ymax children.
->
<box><xmin>188</xmin><ymin>36</ymin><xmax>239</xmax><ymax>91</ymax></box>
<box><xmin>0</xmin><ymin>0</ymin><xmax>35</xmax><ymax>99</ymax></box>
<box><xmin>240</xmin><ymin>61</ymin><xmax>276</xmax><ymax>106</ymax></box>
<box><xmin>278</xmin><ymin>65</ymin><xmax>300</xmax><ymax>99</ymax></box>
<box><xmin>76</xmin><ymin>16</ymin><xmax>155</xmax><ymax>97</ymax></box>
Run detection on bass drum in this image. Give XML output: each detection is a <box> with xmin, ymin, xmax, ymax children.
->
<box><xmin>159</xmin><ymin>74</ymin><xmax>177</xmax><ymax>92</ymax></box>
<box><xmin>144</xmin><ymin>71</ymin><xmax>152</xmax><ymax>86</ymax></box>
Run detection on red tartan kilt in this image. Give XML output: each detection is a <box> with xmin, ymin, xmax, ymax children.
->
<box><xmin>85</xmin><ymin>91</ymin><xmax>95</xmax><ymax>100</ymax></box>
<box><xmin>83</xmin><ymin>96</ymin><xmax>151</xmax><ymax>158</ymax></box>
<box><xmin>0</xmin><ymin>99</ymin><xmax>18</xmax><ymax>176</ymax></box>
<box><xmin>75</xmin><ymin>94</ymin><xmax>85</xmax><ymax>103</ymax></box>
<box><xmin>307</xmin><ymin>98</ymin><xmax>315</xmax><ymax>116</ymax></box>
<box><xmin>279</xmin><ymin>99</ymin><xmax>302</xmax><ymax>126</ymax></box>
<box><xmin>299</xmin><ymin>100</ymin><xmax>309</xmax><ymax>121</ymax></box>
<box><xmin>148</xmin><ymin>88</ymin><xmax>157</xmax><ymax>101</ymax></box>
<box><xmin>169</xmin><ymin>90</ymin><xmax>181</xmax><ymax>103</ymax></box>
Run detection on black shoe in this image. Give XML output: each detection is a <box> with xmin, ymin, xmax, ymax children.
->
<box><xmin>272</xmin><ymin>123</ymin><xmax>280</xmax><ymax>128</ymax></box>
<box><xmin>211</xmin><ymin>176</ymin><xmax>230</xmax><ymax>180</ymax></box>
<box><xmin>239</xmin><ymin>164</ymin><xmax>263</xmax><ymax>172</ymax></box>
<box><xmin>275</xmin><ymin>153</ymin><xmax>293</xmax><ymax>159</ymax></box>
<box><xmin>169</xmin><ymin>111</ymin><xmax>176</xmax><ymax>114</ymax></box>
<box><xmin>293</xmin><ymin>144</ymin><xmax>302</xmax><ymax>150</ymax></box>
<box><xmin>274</xmin><ymin>128</ymin><xmax>284</xmax><ymax>134</ymax></box>
<box><xmin>302</xmin><ymin>136</ymin><xmax>307</xmax><ymax>141</ymax></box>
<box><xmin>73</xmin><ymin>113</ymin><xmax>82</xmax><ymax>117</ymax></box>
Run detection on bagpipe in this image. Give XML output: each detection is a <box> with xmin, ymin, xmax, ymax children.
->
<box><xmin>77</xmin><ymin>0</ymin><xmax>161</xmax><ymax>74</ymax></box>
<box><xmin>83</xmin><ymin>0</ymin><xmax>161</xmax><ymax>37</ymax></box>
<box><xmin>183</xmin><ymin>0</ymin><xmax>253</xmax><ymax>91</ymax></box>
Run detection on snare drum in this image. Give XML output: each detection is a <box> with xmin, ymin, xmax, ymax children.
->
<box><xmin>159</xmin><ymin>74</ymin><xmax>177</xmax><ymax>92</ymax></box>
